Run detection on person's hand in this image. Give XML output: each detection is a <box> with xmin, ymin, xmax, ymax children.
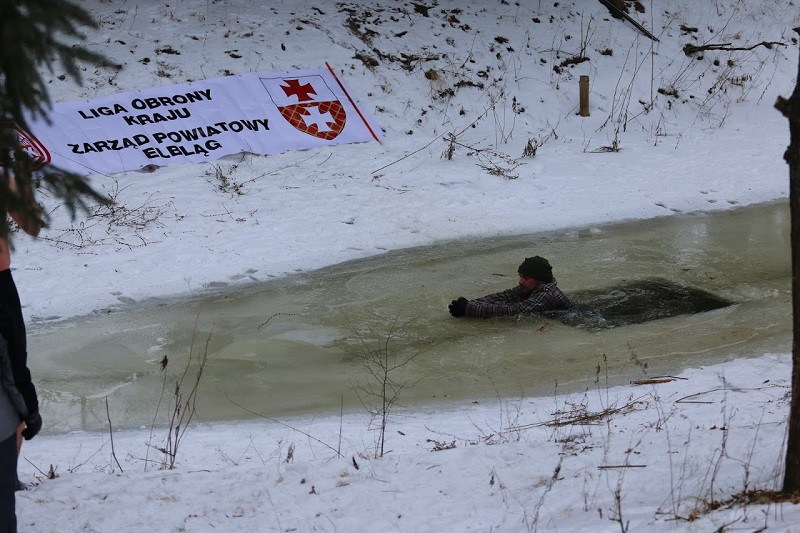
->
<box><xmin>448</xmin><ymin>297</ymin><xmax>468</xmax><ymax>317</ymax></box>
<box><xmin>21</xmin><ymin>412</ymin><xmax>41</xmax><ymax>440</ymax></box>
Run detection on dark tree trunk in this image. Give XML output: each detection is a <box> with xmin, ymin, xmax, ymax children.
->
<box><xmin>777</xmin><ymin>28</ymin><xmax>800</xmax><ymax>495</ymax></box>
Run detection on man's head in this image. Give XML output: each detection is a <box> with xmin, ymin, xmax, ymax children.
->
<box><xmin>517</xmin><ymin>256</ymin><xmax>553</xmax><ymax>290</ymax></box>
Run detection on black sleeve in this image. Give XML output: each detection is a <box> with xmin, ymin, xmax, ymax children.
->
<box><xmin>11</xmin><ymin>356</ymin><xmax>37</xmax><ymax>414</ymax></box>
<box><xmin>0</xmin><ymin>311</ymin><xmax>38</xmax><ymax>414</ymax></box>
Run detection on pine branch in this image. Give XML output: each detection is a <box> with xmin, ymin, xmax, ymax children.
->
<box><xmin>0</xmin><ymin>0</ymin><xmax>114</xmax><ymax>242</ymax></box>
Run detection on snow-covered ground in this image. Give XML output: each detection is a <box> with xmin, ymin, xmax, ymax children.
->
<box><xmin>17</xmin><ymin>354</ymin><xmax>798</xmax><ymax>531</ymax></box>
<box><xmin>8</xmin><ymin>0</ymin><xmax>800</xmax><ymax>530</ymax></box>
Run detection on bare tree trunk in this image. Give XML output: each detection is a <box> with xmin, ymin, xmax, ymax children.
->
<box><xmin>777</xmin><ymin>28</ymin><xmax>800</xmax><ymax>495</ymax></box>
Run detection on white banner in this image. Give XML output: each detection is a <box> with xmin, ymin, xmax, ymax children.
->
<box><xmin>12</xmin><ymin>65</ymin><xmax>382</xmax><ymax>176</ymax></box>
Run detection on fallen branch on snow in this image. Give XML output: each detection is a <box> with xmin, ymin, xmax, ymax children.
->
<box><xmin>683</xmin><ymin>41</ymin><xmax>786</xmax><ymax>56</ymax></box>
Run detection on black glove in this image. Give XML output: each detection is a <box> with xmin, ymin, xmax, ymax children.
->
<box><xmin>448</xmin><ymin>297</ymin><xmax>468</xmax><ymax>317</ymax></box>
<box><xmin>21</xmin><ymin>411</ymin><xmax>41</xmax><ymax>440</ymax></box>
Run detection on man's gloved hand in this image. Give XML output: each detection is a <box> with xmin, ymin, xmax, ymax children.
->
<box><xmin>448</xmin><ymin>297</ymin><xmax>468</xmax><ymax>317</ymax></box>
<box><xmin>21</xmin><ymin>411</ymin><xmax>41</xmax><ymax>440</ymax></box>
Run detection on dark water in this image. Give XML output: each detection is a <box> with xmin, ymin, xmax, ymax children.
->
<box><xmin>28</xmin><ymin>201</ymin><xmax>791</xmax><ymax>432</ymax></box>
<box><xmin>562</xmin><ymin>278</ymin><xmax>734</xmax><ymax>329</ymax></box>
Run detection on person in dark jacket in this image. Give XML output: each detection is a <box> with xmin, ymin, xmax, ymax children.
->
<box><xmin>1</xmin><ymin>174</ymin><xmax>43</xmax><ymax>504</ymax></box>
<box><xmin>448</xmin><ymin>255</ymin><xmax>572</xmax><ymax>318</ymax></box>
<box><xmin>0</xmin><ymin>334</ymin><xmax>37</xmax><ymax>531</ymax></box>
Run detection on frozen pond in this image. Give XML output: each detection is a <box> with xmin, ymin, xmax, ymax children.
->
<box><xmin>29</xmin><ymin>201</ymin><xmax>791</xmax><ymax>432</ymax></box>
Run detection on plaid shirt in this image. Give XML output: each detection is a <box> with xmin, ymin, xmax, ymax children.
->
<box><xmin>464</xmin><ymin>279</ymin><xmax>572</xmax><ymax>318</ymax></box>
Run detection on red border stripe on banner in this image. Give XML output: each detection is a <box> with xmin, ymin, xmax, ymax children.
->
<box><xmin>325</xmin><ymin>62</ymin><xmax>382</xmax><ymax>145</ymax></box>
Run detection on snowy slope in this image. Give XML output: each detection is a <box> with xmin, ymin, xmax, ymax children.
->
<box><xmin>11</xmin><ymin>0</ymin><xmax>797</xmax><ymax>321</ymax></box>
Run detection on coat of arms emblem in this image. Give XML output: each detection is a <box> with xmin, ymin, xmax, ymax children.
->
<box><xmin>261</xmin><ymin>75</ymin><xmax>346</xmax><ymax>140</ymax></box>
<box><xmin>1</xmin><ymin>123</ymin><xmax>51</xmax><ymax>170</ymax></box>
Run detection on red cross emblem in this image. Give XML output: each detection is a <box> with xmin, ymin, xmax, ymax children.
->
<box><xmin>261</xmin><ymin>75</ymin><xmax>346</xmax><ymax>140</ymax></box>
<box><xmin>281</xmin><ymin>79</ymin><xmax>317</xmax><ymax>102</ymax></box>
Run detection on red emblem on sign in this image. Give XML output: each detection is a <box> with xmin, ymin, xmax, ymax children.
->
<box><xmin>1</xmin><ymin>123</ymin><xmax>51</xmax><ymax>170</ymax></box>
<box><xmin>278</xmin><ymin>101</ymin><xmax>346</xmax><ymax>140</ymax></box>
<box><xmin>261</xmin><ymin>76</ymin><xmax>347</xmax><ymax>140</ymax></box>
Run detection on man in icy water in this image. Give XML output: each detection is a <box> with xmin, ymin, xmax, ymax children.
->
<box><xmin>448</xmin><ymin>256</ymin><xmax>573</xmax><ymax>318</ymax></box>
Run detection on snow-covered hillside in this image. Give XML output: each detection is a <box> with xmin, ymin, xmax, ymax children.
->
<box><xmin>13</xmin><ymin>0</ymin><xmax>797</xmax><ymax>320</ymax></box>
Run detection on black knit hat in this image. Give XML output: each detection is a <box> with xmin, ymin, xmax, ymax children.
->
<box><xmin>518</xmin><ymin>256</ymin><xmax>553</xmax><ymax>283</ymax></box>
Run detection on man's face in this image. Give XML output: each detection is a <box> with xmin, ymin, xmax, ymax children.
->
<box><xmin>518</xmin><ymin>274</ymin><xmax>539</xmax><ymax>291</ymax></box>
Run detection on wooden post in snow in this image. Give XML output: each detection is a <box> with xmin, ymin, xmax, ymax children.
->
<box><xmin>579</xmin><ymin>75</ymin><xmax>590</xmax><ymax>117</ymax></box>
